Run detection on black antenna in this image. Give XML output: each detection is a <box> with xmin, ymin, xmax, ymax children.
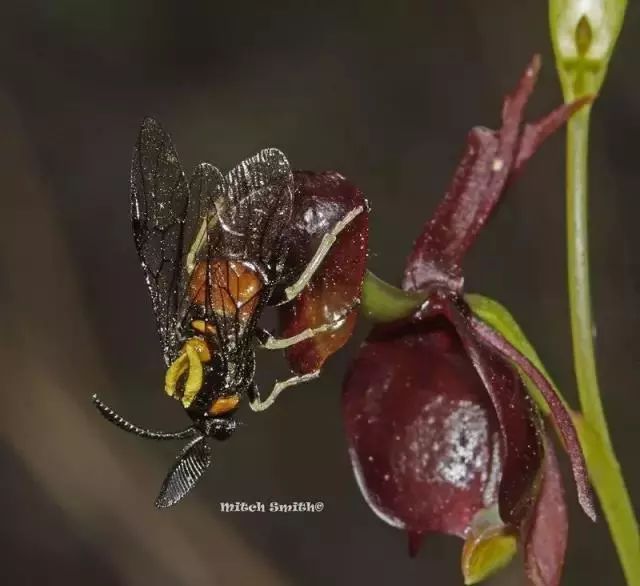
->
<box><xmin>92</xmin><ymin>394</ymin><xmax>197</xmax><ymax>440</ymax></box>
<box><xmin>155</xmin><ymin>435</ymin><xmax>212</xmax><ymax>508</ymax></box>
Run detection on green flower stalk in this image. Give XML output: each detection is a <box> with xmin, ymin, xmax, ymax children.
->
<box><xmin>549</xmin><ymin>1</ymin><xmax>639</xmax><ymax>584</ymax></box>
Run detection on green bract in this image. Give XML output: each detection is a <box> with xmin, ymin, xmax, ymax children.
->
<box><xmin>549</xmin><ymin>0</ymin><xmax>627</xmax><ymax>100</ymax></box>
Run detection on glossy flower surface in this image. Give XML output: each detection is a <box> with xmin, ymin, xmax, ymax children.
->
<box><xmin>275</xmin><ymin>171</ymin><xmax>369</xmax><ymax>374</ymax></box>
<box><xmin>343</xmin><ymin>57</ymin><xmax>594</xmax><ymax>585</ymax></box>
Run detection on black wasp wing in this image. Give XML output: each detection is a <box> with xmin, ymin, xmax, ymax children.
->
<box><xmin>212</xmin><ymin>148</ymin><xmax>294</xmax><ymax>280</ymax></box>
<box><xmin>183</xmin><ymin>149</ymin><xmax>295</xmax><ymax>351</ymax></box>
<box><xmin>131</xmin><ymin>118</ymin><xmax>224</xmax><ymax>365</ymax></box>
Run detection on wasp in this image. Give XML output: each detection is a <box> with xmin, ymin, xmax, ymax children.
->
<box><xmin>93</xmin><ymin>118</ymin><xmax>365</xmax><ymax>508</ymax></box>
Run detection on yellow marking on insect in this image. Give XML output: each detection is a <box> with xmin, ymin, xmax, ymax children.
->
<box><xmin>188</xmin><ymin>337</ymin><xmax>212</xmax><ymax>362</ymax></box>
<box><xmin>181</xmin><ymin>343</ymin><xmax>204</xmax><ymax>407</ymax></box>
<box><xmin>192</xmin><ymin>320</ymin><xmax>216</xmax><ymax>336</ymax></box>
<box><xmin>164</xmin><ymin>338</ymin><xmax>212</xmax><ymax>407</ymax></box>
<box><xmin>165</xmin><ymin>354</ymin><xmax>188</xmax><ymax>398</ymax></box>
<box><xmin>210</xmin><ymin>394</ymin><xmax>240</xmax><ymax>415</ymax></box>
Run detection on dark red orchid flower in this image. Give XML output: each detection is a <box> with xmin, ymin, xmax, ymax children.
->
<box><xmin>275</xmin><ymin>171</ymin><xmax>369</xmax><ymax>374</ymax></box>
<box><xmin>342</xmin><ymin>56</ymin><xmax>595</xmax><ymax>585</ymax></box>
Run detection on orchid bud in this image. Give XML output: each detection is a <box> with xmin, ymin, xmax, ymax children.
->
<box><xmin>550</xmin><ymin>0</ymin><xmax>627</xmax><ymax>100</ymax></box>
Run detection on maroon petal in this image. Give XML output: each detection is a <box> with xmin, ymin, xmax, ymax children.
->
<box><xmin>523</xmin><ymin>434</ymin><xmax>568</xmax><ymax>586</ymax></box>
<box><xmin>468</xmin><ymin>314</ymin><xmax>596</xmax><ymax>521</ymax></box>
<box><xmin>514</xmin><ymin>95</ymin><xmax>593</xmax><ymax>174</ymax></box>
<box><xmin>402</xmin><ymin>127</ymin><xmax>497</xmax><ymax>292</ymax></box>
<box><xmin>280</xmin><ymin>304</ymin><xmax>360</xmax><ymax>375</ymax></box>
<box><xmin>407</xmin><ymin>531</ymin><xmax>425</xmax><ymax>558</ymax></box>
<box><xmin>276</xmin><ymin>171</ymin><xmax>369</xmax><ymax>374</ymax></box>
<box><xmin>403</xmin><ymin>56</ymin><xmax>587</xmax><ymax>292</ymax></box>
<box><xmin>433</xmin><ymin>295</ymin><xmax>545</xmax><ymax>528</ymax></box>
<box><xmin>343</xmin><ymin>315</ymin><xmax>503</xmax><ymax>541</ymax></box>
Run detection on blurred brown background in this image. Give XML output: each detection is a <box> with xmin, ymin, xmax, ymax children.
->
<box><xmin>0</xmin><ymin>1</ymin><xmax>638</xmax><ymax>584</ymax></box>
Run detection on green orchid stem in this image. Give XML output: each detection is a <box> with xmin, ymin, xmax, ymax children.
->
<box><xmin>567</xmin><ymin>106</ymin><xmax>610</xmax><ymax>447</ymax></box>
<box><xmin>360</xmin><ymin>270</ymin><xmax>426</xmax><ymax>322</ymax></box>
<box><xmin>566</xmin><ymin>105</ymin><xmax>640</xmax><ymax>584</ymax></box>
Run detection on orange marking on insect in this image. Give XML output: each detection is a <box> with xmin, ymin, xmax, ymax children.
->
<box><xmin>209</xmin><ymin>394</ymin><xmax>241</xmax><ymax>415</ymax></box>
<box><xmin>189</xmin><ymin>260</ymin><xmax>263</xmax><ymax>322</ymax></box>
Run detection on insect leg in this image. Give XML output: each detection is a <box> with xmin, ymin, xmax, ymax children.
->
<box><xmin>248</xmin><ymin>371</ymin><xmax>320</xmax><ymax>412</ymax></box>
<box><xmin>92</xmin><ymin>394</ymin><xmax>198</xmax><ymax>440</ymax></box>
<box><xmin>256</xmin><ymin>314</ymin><xmax>348</xmax><ymax>350</ymax></box>
<box><xmin>283</xmin><ymin>205</ymin><xmax>364</xmax><ymax>302</ymax></box>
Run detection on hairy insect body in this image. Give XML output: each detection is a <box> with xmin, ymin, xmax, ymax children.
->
<box><xmin>168</xmin><ymin>259</ymin><xmax>264</xmax><ymax>418</ymax></box>
<box><xmin>92</xmin><ymin>118</ymin><xmax>366</xmax><ymax>507</ymax></box>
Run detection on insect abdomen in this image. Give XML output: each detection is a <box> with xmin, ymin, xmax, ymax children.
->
<box><xmin>188</xmin><ymin>259</ymin><xmax>263</xmax><ymax>321</ymax></box>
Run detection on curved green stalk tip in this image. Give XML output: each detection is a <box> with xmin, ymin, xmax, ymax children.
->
<box><xmin>549</xmin><ymin>0</ymin><xmax>628</xmax><ymax>101</ymax></box>
<box><xmin>360</xmin><ymin>271</ymin><xmax>426</xmax><ymax>323</ymax></box>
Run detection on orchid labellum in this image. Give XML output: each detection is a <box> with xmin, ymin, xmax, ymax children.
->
<box><xmin>342</xmin><ymin>56</ymin><xmax>595</xmax><ymax>585</ymax></box>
